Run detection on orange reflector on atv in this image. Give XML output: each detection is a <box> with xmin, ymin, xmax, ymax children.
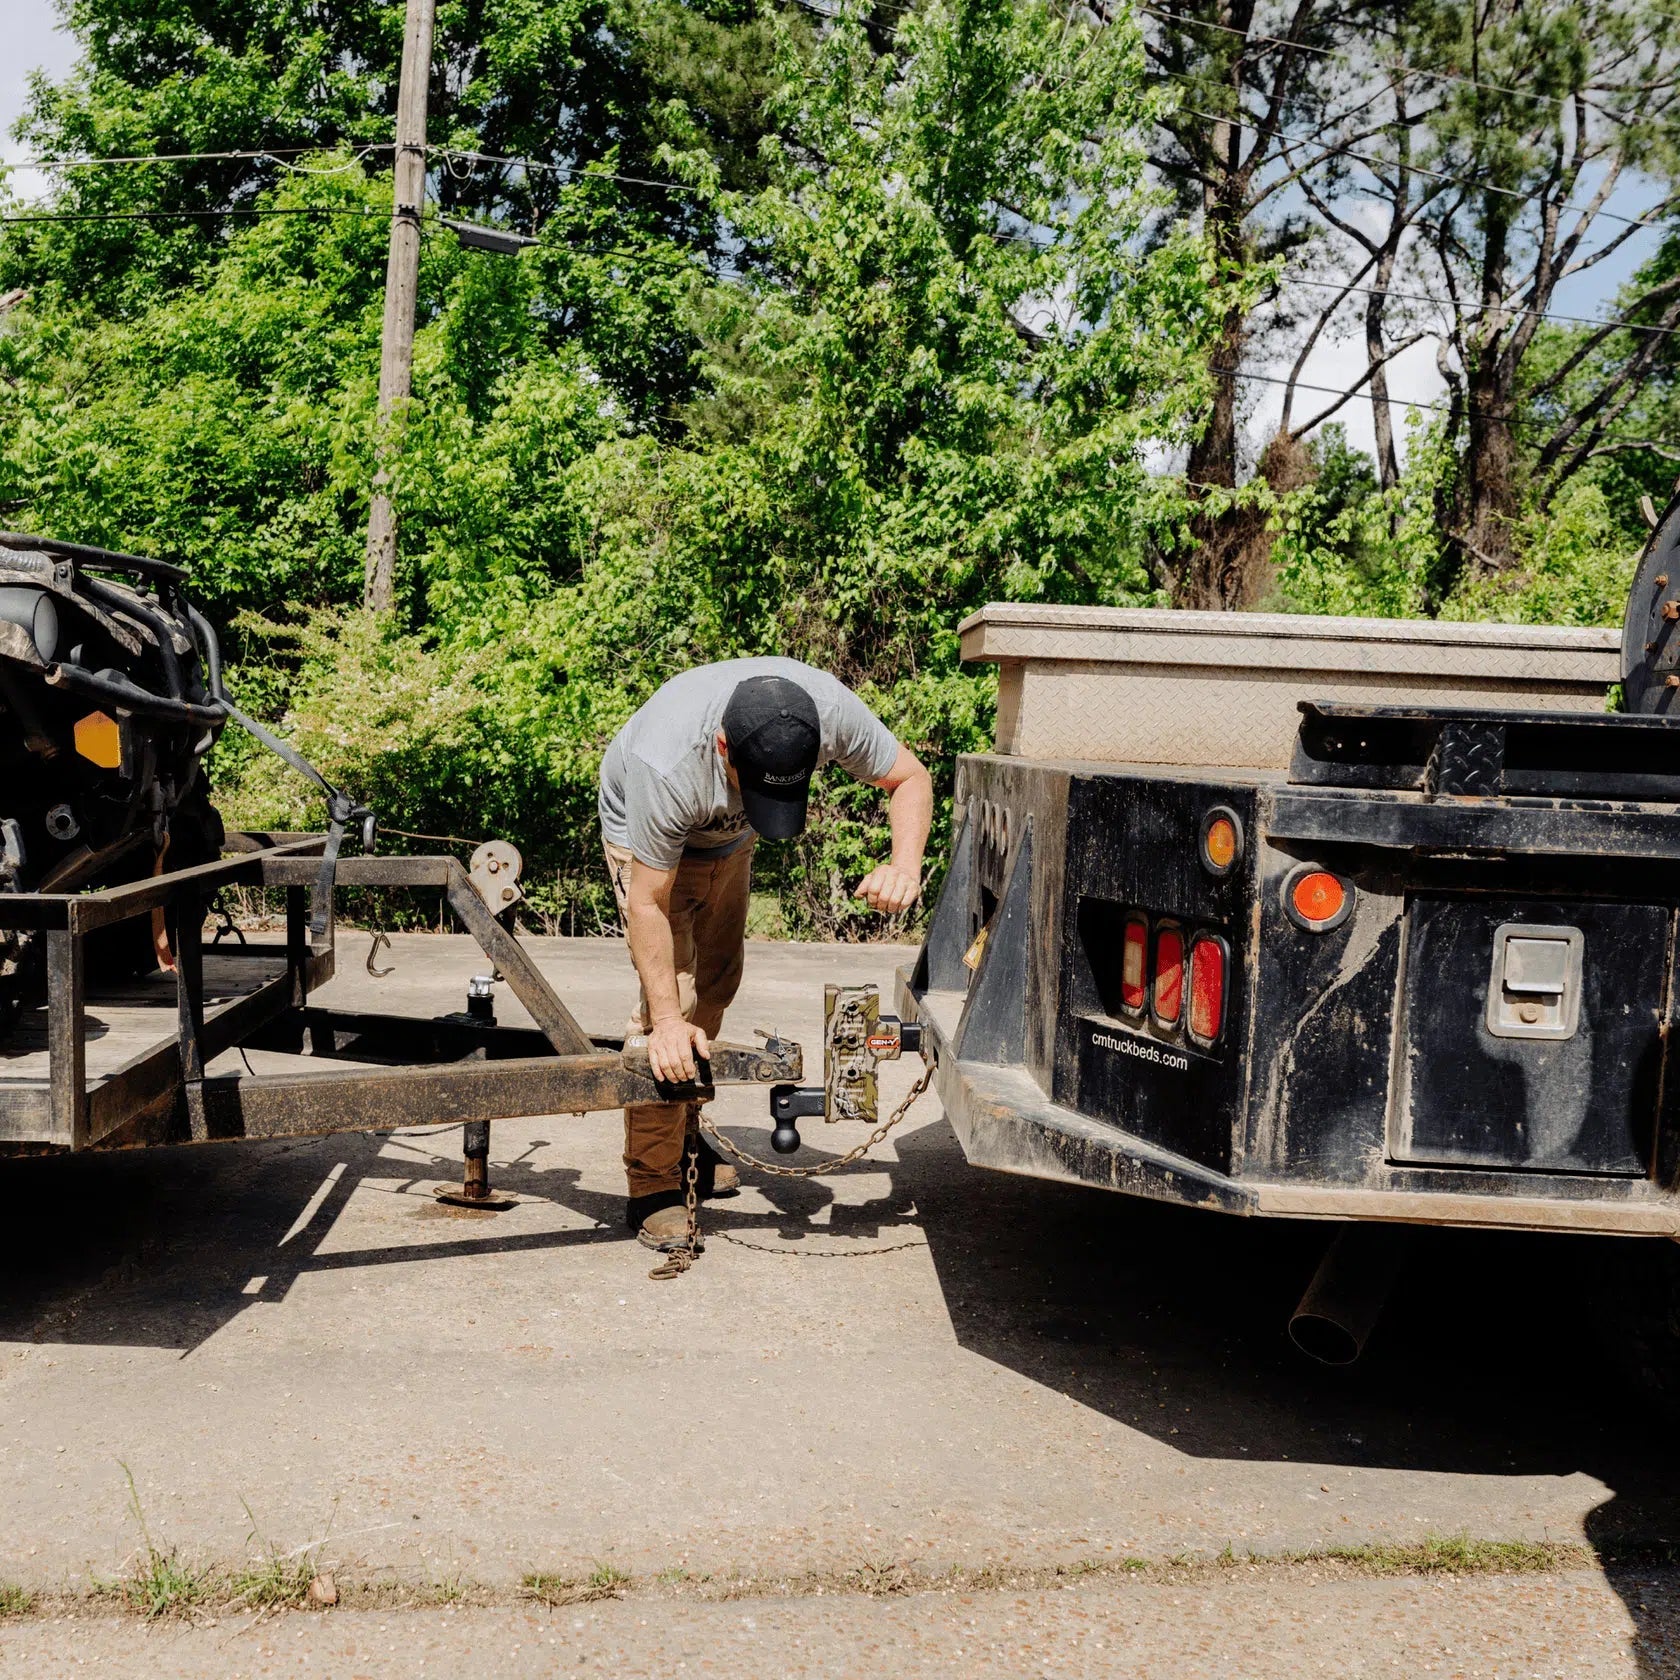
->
<box><xmin>1152</xmin><ymin>922</ymin><xmax>1184</xmax><ymax>1026</ymax></box>
<box><xmin>1187</xmin><ymin>934</ymin><xmax>1227</xmax><ymax>1046</ymax></box>
<box><xmin>1284</xmin><ymin>865</ymin><xmax>1354</xmax><ymax>932</ymax></box>
<box><xmin>1120</xmin><ymin>914</ymin><xmax>1148</xmax><ymax>1014</ymax></box>
<box><xmin>73</xmin><ymin>709</ymin><xmax>123</xmax><ymax>770</ymax></box>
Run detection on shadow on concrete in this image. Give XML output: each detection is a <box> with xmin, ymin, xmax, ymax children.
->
<box><xmin>0</xmin><ymin>1129</ymin><xmax>622</xmax><ymax>1354</ymax></box>
<box><xmin>890</xmin><ymin>1115</ymin><xmax>1680</xmax><ymax>1675</ymax></box>
<box><xmin>3</xmin><ymin>1103</ymin><xmax>1676</xmax><ymax>1667</ymax></box>
<box><xmin>0</xmin><ymin>1117</ymin><xmax>925</xmax><ymax>1356</ymax></box>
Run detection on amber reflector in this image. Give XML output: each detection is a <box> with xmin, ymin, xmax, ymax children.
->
<box><xmin>1291</xmin><ymin>870</ymin><xmax>1346</xmax><ymax>926</ymax></box>
<box><xmin>1153</xmin><ymin>925</ymin><xmax>1184</xmax><ymax>1024</ymax></box>
<box><xmin>1188</xmin><ymin>936</ymin><xmax>1226</xmax><ymax>1044</ymax></box>
<box><xmin>1120</xmin><ymin>915</ymin><xmax>1148</xmax><ymax>1013</ymax></box>
<box><xmin>73</xmin><ymin>710</ymin><xmax>122</xmax><ymax>770</ymax></box>
<box><xmin>1203</xmin><ymin>816</ymin><xmax>1237</xmax><ymax>872</ymax></box>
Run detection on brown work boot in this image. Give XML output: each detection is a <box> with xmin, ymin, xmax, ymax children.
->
<box><xmin>696</xmin><ymin>1134</ymin><xmax>738</xmax><ymax>1198</ymax></box>
<box><xmin>637</xmin><ymin>1203</ymin><xmax>703</xmax><ymax>1254</ymax></box>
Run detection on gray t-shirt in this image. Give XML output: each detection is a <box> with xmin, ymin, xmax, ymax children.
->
<box><xmin>599</xmin><ymin>658</ymin><xmax>901</xmax><ymax>869</ymax></box>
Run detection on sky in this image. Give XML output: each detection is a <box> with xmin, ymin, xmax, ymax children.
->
<box><xmin>0</xmin><ymin>0</ymin><xmax>1664</xmax><ymax>469</ymax></box>
<box><xmin>1</xmin><ymin>0</ymin><xmax>76</xmax><ymax>201</ymax></box>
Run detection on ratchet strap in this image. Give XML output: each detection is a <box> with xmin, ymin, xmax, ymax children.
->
<box><xmin>224</xmin><ymin>701</ymin><xmax>376</xmax><ymax>936</ymax></box>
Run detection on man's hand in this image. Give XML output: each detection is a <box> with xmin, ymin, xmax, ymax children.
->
<box><xmin>647</xmin><ymin>1014</ymin><xmax>710</xmax><ymax>1083</ymax></box>
<box><xmin>854</xmin><ymin>862</ymin><xmax>921</xmax><ymax>914</ymax></box>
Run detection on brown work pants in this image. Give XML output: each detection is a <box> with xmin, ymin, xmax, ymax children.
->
<box><xmin>603</xmin><ymin>837</ymin><xmax>754</xmax><ymax>1197</ymax></box>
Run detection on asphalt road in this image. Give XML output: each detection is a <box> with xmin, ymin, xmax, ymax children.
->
<box><xmin>0</xmin><ymin>932</ymin><xmax>1676</xmax><ymax>1676</ymax></box>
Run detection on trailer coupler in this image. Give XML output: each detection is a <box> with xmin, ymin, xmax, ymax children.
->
<box><xmin>767</xmin><ymin>983</ymin><xmax>924</xmax><ymax>1153</ymax></box>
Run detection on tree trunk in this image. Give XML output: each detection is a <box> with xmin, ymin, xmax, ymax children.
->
<box><xmin>1178</xmin><ymin>193</ymin><xmax>1252</xmax><ymax>608</ymax></box>
<box><xmin>1366</xmin><ymin>278</ymin><xmax>1400</xmax><ymax>492</ymax></box>
<box><xmin>1177</xmin><ymin>431</ymin><xmax>1314</xmax><ymax>611</ymax></box>
<box><xmin>1455</xmin><ymin>357</ymin><xmax>1519</xmax><ymax>572</ymax></box>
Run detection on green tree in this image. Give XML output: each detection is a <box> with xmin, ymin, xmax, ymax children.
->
<box><xmin>1</xmin><ymin>0</ymin><xmax>1222</xmax><ymax>934</ymax></box>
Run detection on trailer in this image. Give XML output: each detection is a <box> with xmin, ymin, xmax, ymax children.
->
<box><xmin>0</xmin><ymin>532</ymin><xmax>805</xmax><ymax>1194</ymax></box>
<box><xmin>0</xmin><ymin>834</ymin><xmax>805</xmax><ymax>1194</ymax></box>
<box><xmin>899</xmin><ymin>507</ymin><xmax>1680</xmax><ymax>1372</ymax></box>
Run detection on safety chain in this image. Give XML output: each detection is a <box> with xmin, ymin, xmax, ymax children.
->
<box><xmin>647</xmin><ymin>1060</ymin><xmax>935</xmax><ymax>1279</ymax></box>
<box><xmin>647</xmin><ymin>1112</ymin><xmax>704</xmax><ymax>1281</ymax></box>
<box><xmin>703</xmin><ymin>1059</ymin><xmax>935</xmax><ymax>1180</ymax></box>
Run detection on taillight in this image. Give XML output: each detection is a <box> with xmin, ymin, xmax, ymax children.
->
<box><xmin>1121</xmin><ymin>914</ymin><xmax>1148</xmax><ymax>1014</ymax></box>
<box><xmin>1152</xmin><ymin>922</ymin><xmax>1184</xmax><ymax>1026</ymax></box>
<box><xmin>1199</xmin><ymin>806</ymin><xmax>1243</xmax><ymax>876</ymax></box>
<box><xmin>1187</xmin><ymin>934</ymin><xmax>1227</xmax><ymax>1046</ymax></box>
<box><xmin>1283</xmin><ymin>864</ymin><xmax>1354</xmax><ymax>932</ymax></box>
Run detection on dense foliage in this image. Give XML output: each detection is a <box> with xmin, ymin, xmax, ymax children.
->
<box><xmin>6</xmin><ymin>0</ymin><xmax>1677</xmax><ymax>935</ymax></box>
<box><xmin>1</xmin><ymin>0</ymin><xmax>1228</xmax><ymax>934</ymax></box>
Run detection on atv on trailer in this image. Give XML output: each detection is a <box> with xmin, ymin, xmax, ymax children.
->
<box><xmin>0</xmin><ymin>533</ymin><xmax>805</xmax><ymax>1197</ymax></box>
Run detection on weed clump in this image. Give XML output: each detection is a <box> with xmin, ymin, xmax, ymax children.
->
<box><xmin>522</xmin><ymin>1562</ymin><xmax>629</xmax><ymax>1606</ymax></box>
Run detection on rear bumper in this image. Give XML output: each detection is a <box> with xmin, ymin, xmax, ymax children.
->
<box><xmin>899</xmin><ymin>970</ymin><xmax>1253</xmax><ymax>1215</ymax></box>
<box><xmin>898</xmin><ymin>970</ymin><xmax>1680</xmax><ymax>1240</ymax></box>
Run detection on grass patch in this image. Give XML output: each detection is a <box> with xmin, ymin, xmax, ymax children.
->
<box><xmin>100</xmin><ymin>1545</ymin><xmax>209</xmax><ymax>1622</ymax></box>
<box><xmin>227</xmin><ymin>1553</ymin><xmax>316</xmax><ymax>1611</ymax></box>
<box><xmin>849</xmin><ymin>1560</ymin><xmax>913</xmax><ymax>1597</ymax></box>
<box><xmin>521</xmin><ymin>1562</ymin><xmax>629</xmax><ymax>1607</ymax></box>
<box><xmin>227</xmin><ymin>1497</ymin><xmax>328</xmax><ymax>1612</ymax></box>
<box><xmin>100</xmin><ymin>1463</ymin><xmax>210</xmax><ymax>1621</ymax></box>
<box><xmin>1309</xmin><ymin>1535</ymin><xmax>1584</xmax><ymax>1578</ymax></box>
<box><xmin>0</xmin><ymin>1584</ymin><xmax>35</xmax><ymax>1617</ymax></box>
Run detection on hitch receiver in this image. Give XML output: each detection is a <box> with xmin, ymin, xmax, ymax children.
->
<box><xmin>765</xmin><ymin>983</ymin><xmax>923</xmax><ymax>1151</ymax></box>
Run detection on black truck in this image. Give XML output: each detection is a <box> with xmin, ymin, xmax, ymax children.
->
<box><xmin>898</xmin><ymin>505</ymin><xmax>1680</xmax><ymax>1377</ymax></box>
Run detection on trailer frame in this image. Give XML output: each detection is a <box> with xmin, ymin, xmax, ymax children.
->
<box><xmin>0</xmin><ymin>834</ymin><xmax>802</xmax><ymax>1161</ymax></box>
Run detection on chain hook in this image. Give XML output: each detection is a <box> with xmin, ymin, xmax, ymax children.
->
<box><xmin>366</xmin><ymin>929</ymin><xmax>395</xmax><ymax>978</ymax></box>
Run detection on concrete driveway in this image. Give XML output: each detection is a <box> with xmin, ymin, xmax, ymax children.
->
<box><xmin>0</xmin><ymin>932</ymin><xmax>1675</xmax><ymax>1675</ymax></box>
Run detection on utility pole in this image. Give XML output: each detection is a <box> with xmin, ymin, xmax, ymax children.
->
<box><xmin>363</xmin><ymin>0</ymin><xmax>436</xmax><ymax>611</ymax></box>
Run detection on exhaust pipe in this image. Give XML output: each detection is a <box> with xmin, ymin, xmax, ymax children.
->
<box><xmin>0</xmin><ymin>585</ymin><xmax>59</xmax><ymax>665</ymax></box>
<box><xmin>1289</xmin><ymin>1224</ymin><xmax>1410</xmax><ymax>1366</ymax></box>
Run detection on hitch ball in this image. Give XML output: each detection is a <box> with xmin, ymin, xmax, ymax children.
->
<box><xmin>769</xmin><ymin>1083</ymin><xmax>826</xmax><ymax>1152</ymax></box>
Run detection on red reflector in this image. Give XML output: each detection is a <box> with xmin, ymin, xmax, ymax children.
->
<box><xmin>1121</xmin><ymin>915</ymin><xmax>1148</xmax><ymax>1013</ymax></box>
<box><xmin>1291</xmin><ymin>871</ymin><xmax>1346</xmax><ymax>925</ymax></box>
<box><xmin>1188</xmin><ymin>936</ymin><xmax>1227</xmax><ymax>1045</ymax></box>
<box><xmin>1153</xmin><ymin>924</ymin><xmax>1184</xmax><ymax>1024</ymax></box>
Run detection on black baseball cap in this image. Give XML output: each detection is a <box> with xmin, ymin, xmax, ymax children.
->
<box><xmin>722</xmin><ymin>675</ymin><xmax>821</xmax><ymax>839</ymax></box>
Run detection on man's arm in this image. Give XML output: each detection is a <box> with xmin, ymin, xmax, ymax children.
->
<box><xmin>854</xmin><ymin>744</ymin><xmax>933</xmax><ymax>914</ymax></box>
<box><xmin>625</xmin><ymin>856</ymin><xmax>710</xmax><ymax>1081</ymax></box>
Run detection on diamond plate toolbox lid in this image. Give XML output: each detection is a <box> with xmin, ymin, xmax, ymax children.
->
<box><xmin>959</xmin><ymin>605</ymin><xmax>1620</xmax><ymax>769</ymax></box>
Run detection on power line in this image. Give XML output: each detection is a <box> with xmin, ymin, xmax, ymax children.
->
<box><xmin>1211</xmin><ymin>362</ymin><xmax>1573</xmax><ymax>438</ymax></box>
<box><xmin>432</xmin><ymin>146</ymin><xmax>704</xmax><ymax>194</ymax></box>
<box><xmin>1142</xmin><ymin>5</ymin><xmax>1588</xmax><ymax>115</ymax></box>
<box><xmin>7</xmin><ymin>143</ymin><xmax>396</xmax><ymax>170</ymax></box>
<box><xmin>0</xmin><ymin>206</ymin><xmax>387</xmax><ymax>226</ymax></box>
<box><xmin>2</xmin><ymin>139</ymin><xmax>706</xmax><ymax>202</ymax></box>
<box><xmin>1282</xmin><ymin>271</ymin><xmax>1680</xmax><ymax>340</ymax></box>
<box><xmin>1175</xmin><ymin>101</ymin><xmax>1671</xmax><ymax>232</ymax></box>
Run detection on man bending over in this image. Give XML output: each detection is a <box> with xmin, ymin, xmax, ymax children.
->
<box><xmin>598</xmin><ymin>658</ymin><xmax>933</xmax><ymax>1252</ymax></box>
